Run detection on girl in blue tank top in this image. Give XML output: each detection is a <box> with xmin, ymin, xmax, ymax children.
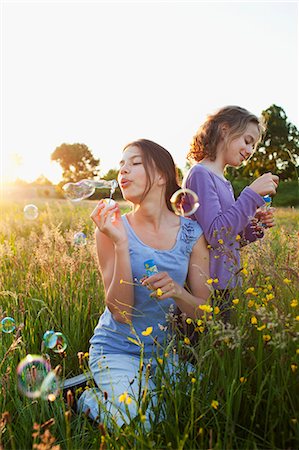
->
<box><xmin>78</xmin><ymin>139</ymin><xmax>211</xmax><ymax>429</ymax></box>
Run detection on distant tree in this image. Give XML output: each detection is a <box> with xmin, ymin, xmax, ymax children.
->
<box><xmin>102</xmin><ymin>168</ymin><xmax>119</xmax><ymax>181</ymax></box>
<box><xmin>237</xmin><ymin>105</ymin><xmax>299</xmax><ymax>181</ymax></box>
<box><xmin>31</xmin><ymin>175</ymin><xmax>53</xmax><ymax>186</ymax></box>
<box><xmin>51</xmin><ymin>143</ymin><xmax>100</xmax><ymax>183</ymax></box>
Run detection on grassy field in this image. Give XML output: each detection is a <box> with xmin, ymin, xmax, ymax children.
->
<box><xmin>0</xmin><ymin>199</ymin><xmax>298</xmax><ymax>449</ymax></box>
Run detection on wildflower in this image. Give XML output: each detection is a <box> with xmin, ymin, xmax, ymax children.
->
<box><xmin>184</xmin><ymin>337</ymin><xmax>191</xmax><ymax>345</ymax></box>
<box><xmin>291</xmin><ymin>364</ymin><xmax>298</xmax><ymax>373</ymax></box>
<box><xmin>251</xmin><ymin>316</ymin><xmax>257</xmax><ymax>325</ymax></box>
<box><xmin>214</xmin><ymin>306</ymin><xmax>220</xmax><ymax>315</ymax></box>
<box><xmin>266</xmin><ymin>293</ymin><xmax>274</xmax><ymax>301</ymax></box>
<box><xmin>120</xmin><ymin>279</ymin><xmax>123</xmax><ymax>284</ymax></box>
<box><xmin>295</xmin><ymin>316</ymin><xmax>299</xmax><ymax>321</ymax></box>
<box><xmin>245</xmin><ymin>287</ymin><xmax>255</xmax><ymax>295</ymax></box>
<box><xmin>118</xmin><ymin>391</ymin><xmax>132</xmax><ymax>405</ymax></box>
<box><xmin>186</xmin><ymin>318</ymin><xmax>192</xmax><ymax>325</ymax></box>
<box><xmin>240</xmin><ymin>377</ymin><xmax>247</xmax><ymax>383</ymax></box>
<box><xmin>214</xmin><ymin>255</ymin><xmax>220</xmax><ymax>259</ymax></box>
<box><xmin>241</xmin><ymin>268</ymin><xmax>248</xmax><ymax>276</ymax></box>
<box><xmin>290</xmin><ymin>299</ymin><xmax>298</xmax><ymax>308</ymax></box>
<box><xmin>267</xmin><ymin>284</ymin><xmax>273</xmax><ymax>290</ymax></box>
<box><xmin>156</xmin><ymin>288</ymin><xmax>163</xmax><ymax>297</ymax></box>
<box><xmin>263</xmin><ymin>334</ymin><xmax>271</xmax><ymax>342</ymax></box>
<box><xmin>199</xmin><ymin>304</ymin><xmax>213</xmax><ymax>313</ymax></box>
<box><xmin>142</xmin><ymin>326</ymin><xmax>153</xmax><ymax>336</ymax></box>
<box><xmin>199</xmin><ymin>326</ymin><xmax>205</xmax><ymax>333</ymax></box>
<box><xmin>235</xmin><ymin>234</ymin><xmax>241</xmax><ymax>241</ymax></box>
<box><xmin>283</xmin><ymin>278</ymin><xmax>291</xmax><ymax>284</ymax></box>
<box><xmin>213</xmin><ymin>278</ymin><xmax>219</xmax><ymax>284</ymax></box>
<box><xmin>218</xmin><ymin>239</ymin><xmax>224</xmax><ymax>245</ymax></box>
<box><xmin>211</xmin><ymin>400</ymin><xmax>219</xmax><ymax>410</ymax></box>
<box><xmin>248</xmin><ymin>300</ymin><xmax>255</xmax><ymax>308</ymax></box>
<box><xmin>296</xmin><ymin>349</ymin><xmax>299</xmax><ymax>355</ymax></box>
<box><xmin>207</xmin><ymin>278</ymin><xmax>213</xmax><ymax>285</ymax></box>
<box><xmin>232</xmin><ymin>299</ymin><xmax>239</xmax><ymax>305</ymax></box>
<box><xmin>257</xmin><ymin>324</ymin><xmax>266</xmax><ymax>331</ymax></box>
<box><xmin>265</xmin><ymin>276</ymin><xmax>270</xmax><ymax>281</ymax></box>
<box><xmin>191</xmin><ymin>377</ymin><xmax>196</xmax><ymax>383</ymax></box>
<box><xmin>207</xmin><ymin>244</ymin><xmax>212</xmax><ymax>249</ymax></box>
<box><xmin>157</xmin><ymin>358</ymin><xmax>163</xmax><ymax>365</ymax></box>
<box><xmin>197</xmin><ymin>319</ymin><xmax>203</xmax><ymax>326</ymax></box>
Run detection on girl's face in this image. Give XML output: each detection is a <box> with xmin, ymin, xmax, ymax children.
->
<box><xmin>223</xmin><ymin>122</ymin><xmax>260</xmax><ymax>167</ymax></box>
<box><xmin>117</xmin><ymin>146</ymin><xmax>149</xmax><ymax>202</ymax></box>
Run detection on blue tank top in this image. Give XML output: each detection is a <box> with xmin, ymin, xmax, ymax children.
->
<box><xmin>90</xmin><ymin>215</ymin><xmax>203</xmax><ymax>357</ymax></box>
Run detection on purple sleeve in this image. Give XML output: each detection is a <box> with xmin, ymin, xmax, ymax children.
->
<box><xmin>184</xmin><ymin>166</ymin><xmax>265</xmax><ymax>247</ymax></box>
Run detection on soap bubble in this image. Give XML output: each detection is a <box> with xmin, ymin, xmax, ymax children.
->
<box><xmin>1</xmin><ymin>317</ymin><xmax>16</xmax><ymax>333</ymax></box>
<box><xmin>62</xmin><ymin>179</ymin><xmax>118</xmax><ymax>202</ymax></box>
<box><xmin>170</xmin><ymin>188</ymin><xmax>199</xmax><ymax>217</ymax></box>
<box><xmin>63</xmin><ymin>180</ymin><xmax>95</xmax><ymax>202</ymax></box>
<box><xmin>24</xmin><ymin>204</ymin><xmax>39</xmax><ymax>220</ymax></box>
<box><xmin>40</xmin><ymin>371</ymin><xmax>60</xmax><ymax>401</ymax></box>
<box><xmin>44</xmin><ymin>331</ymin><xmax>68</xmax><ymax>354</ymax></box>
<box><xmin>17</xmin><ymin>355</ymin><xmax>51</xmax><ymax>399</ymax></box>
<box><xmin>73</xmin><ymin>231</ymin><xmax>87</xmax><ymax>245</ymax></box>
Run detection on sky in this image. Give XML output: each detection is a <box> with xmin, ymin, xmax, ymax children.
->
<box><xmin>1</xmin><ymin>0</ymin><xmax>298</xmax><ymax>184</ymax></box>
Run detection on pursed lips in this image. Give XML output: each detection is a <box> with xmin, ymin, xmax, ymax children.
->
<box><xmin>120</xmin><ymin>179</ymin><xmax>131</xmax><ymax>188</ymax></box>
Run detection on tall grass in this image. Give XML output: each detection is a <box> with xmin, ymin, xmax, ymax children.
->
<box><xmin>0</xmin><ymin>200</ymin><xmax>298</xmax><ymax>449</ymax></box>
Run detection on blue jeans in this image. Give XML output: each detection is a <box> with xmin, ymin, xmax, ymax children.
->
<box><xmin>77</xmin><ymin>345</ymin><xmax>192</xmax><ymax>429</ymax></box>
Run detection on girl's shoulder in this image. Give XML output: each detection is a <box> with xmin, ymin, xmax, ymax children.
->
<box><xmin>180</xmin><ymin>216</ymin><xmax>203</xmax><ymax>242</ymax></box>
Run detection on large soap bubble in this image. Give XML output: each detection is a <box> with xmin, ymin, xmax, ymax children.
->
<box><xmin>24</xmin><ymin>204</ymin><xmax>39</xmax><ymax>220</ymax></box>
<box><xmin>170</xmin><ymin>188</ymin><xmax>199</xmax><ymax>217</ymax></box>
<box><xmin>17</xmin><ymin>355</ymin><xmax>52</xmax><ymax>399</ymax></box>
<box><xmin>73</xmin><ymin>231</ymin><xmax>87</xmax><ymax>245</ymax></box>
<box><xmin>62</xmin><ymin>179</ymin><xmax>118</xmax><ymax>202</ymax></box>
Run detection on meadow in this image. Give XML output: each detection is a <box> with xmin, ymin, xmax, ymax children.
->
<box><xmin>0</xmin><ymin>198</ymin><xmax>298</xmax><ymax>450</ymax></box>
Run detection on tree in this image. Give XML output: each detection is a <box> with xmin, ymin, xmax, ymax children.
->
<box><xmin>238</xmin><ymin>105</ymin><xmax>299</xmax><ymax>181</ymax></box>
<box><xmin>51</xmin><ymin>143</ymin><xmax>100</xmax><ymax>183</ymax></box>
<box><xmin>102</xmin><ymin>168</ymin><xmax>119</xmax><ymax>181</ymax></box>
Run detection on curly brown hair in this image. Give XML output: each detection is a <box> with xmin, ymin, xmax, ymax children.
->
<box><xmin>187</xmin><ymin>106</ymin><xmax>265</xmax><ymax>163</ymax></box>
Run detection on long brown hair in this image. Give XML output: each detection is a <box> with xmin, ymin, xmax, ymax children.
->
<box><xmin>123</xmin><ymin>139</ymin><xmax>180</xmax><ymax>211</ymax></box>
<box><xmin>187</xmin><ymin>106</ymin><xmax>265</xmax><ymax>163</ymax></box>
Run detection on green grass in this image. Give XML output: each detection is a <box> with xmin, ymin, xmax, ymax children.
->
<box><xmin>0</xmin><ymin>199</ymin><xmax>298</xmax><ymax>449</ymax></box>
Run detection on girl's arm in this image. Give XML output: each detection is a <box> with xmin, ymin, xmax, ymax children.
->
<box><xmin>91</xmin><ymin>201</ymin><xmax>134</xmax><ymax>323</ymax></box>
<box><xmin>185</xmin><ymin>166</ymin><xmax>265</xmax><ymax>247</ymax></box>
<box><xmin>142</xmin><ymin>235</ymin><xmax>211</xmax><ymax>319</ymax></box>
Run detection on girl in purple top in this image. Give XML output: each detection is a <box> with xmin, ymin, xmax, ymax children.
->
<box><xmin>183</xmin><ymin>106</ymin><xmax>279</xmax><ymax>319</ymax></box>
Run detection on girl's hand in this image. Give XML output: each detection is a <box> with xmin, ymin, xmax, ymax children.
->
<box><xmin>255</xmin><ymin>208</ymin><xmax>276</xmax><ymax>228</ymax></box>
<box><xmin>90</xmin><ymin>200</ymin><xmax>128</xmax><ymax>246</ymax></box>
<box><xmin>142</xmin><ymin>272</ymin><xmax>183</xmax><ymax>300</ymax></box>
<box><xmin>249</xmin><ymin>172</ymin><xmax>279</xmax><ymax>196</ymax></box>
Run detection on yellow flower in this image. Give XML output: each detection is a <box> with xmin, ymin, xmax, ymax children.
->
<box><xmin>283</xmin><ymin>278</ymin><xmax>291</xmax><ymax>284</ymax></box>
<box><xmin>207</xmin><ymin>278</ymin><xmax>213</xmax><ymax>285</ymax></box>
<box><xmin>214</xmin><ymin>255</ymin><xmax>220</xmax><ymax>259</ymax></box>
<box><xmin>199</xmin><ymin>304</ymin><xmax>213</xmax><ymax>313</ymax></box>
<box><xmin>211</xmin><ymin>400</ymin><xmax>219</xmax><ymax>410</ymax></box>
<box><xmin>218</xmin><ymin>239</ymin><xmax>224</xmax><ymax>245</ymax></box>
<box><xmin>214</xmin><ymin>306</ymin><xmax>220</xmax><ymax>315</ymax></box>
<box><xmin>296</xmin><ymin>349</ymin><xmax>299</xmax><ymax>355</ymax></box>
<box><xmin>184</xmin><ymin>337</ymin><xmax>191</xmax><ymax>345</ymax></box>
<box><xmin>295</xmin><ymin>316</ymin><xmax>299</xmax><ymax>321</ymax></box>
<box><xmin>257</xmin><ymin>324</ymin><xmax>266</xmax><ymax>331</ymax></box>
<box><xmin>157</xmin><ymin>358</ymin><xmax>163</xmax><ymax>364</ymax></box>
<box><xmin>245</xmin><ymin>287</ymin><xmax>255</xmax><ymax>295</ymax></box>
<box><xmin>241</xmin><ymin>268</ymin><xmax>248</xmax><ymax>276</ymax></box>
<box><xmin>266</xmin><ymin>293</ymin><xmax>274</xmax><ymax>301</ymax></box>
<box><xmin>232</xmin><ymin>298</ymin><xmax>239</xmax><ymax>305</ymax></box>
<box><xmin>120</xmin><ymin>279</ymin><xmax>124</xmax><ymax>284</ymax></box>
<box><xmin>267</xmin><ymin>284</ymin><xmax>273</xmax><ymax>290</ymax></box>
<box><xmin>240</xmin><ymin>377</ymin><xmax>247</xmax><ymax>383</ymax></box>
<box><xmin>263</xmin><ymin>334</ymin><xmax>271</xmax><ymax>342</ymax></box>
<box><xmin>251</xmin><ymin>316</ymin><xmax>258</xmax><ymax>325</ymax></box>
<box><xmin>186</xmin><ymin>318</ymin><xmax>192</xmax><ymax>325</ymax></box>
<box><xmin>191</xmin><ymin>377</ymin><xmax>196</xmax><ymax>383</ymax></box>
<box><xmin>265</xmin><ymin>276</ymin><xmax>270</xmax><ymax>281</ymax></box>
<box><xmin>291</xmin><ymin>364</ymin><xmax>298</xmax><ymax>373</ymax></box>
<box><xmin>207</xmin><ymin>244</ymin><xmax>212</xmax><ymax>249</ymax></box>
<box><xmin>119</xmin><ymin>392</ymin><xmax>132</xmax><ymax>404</ymax></box>
<box><xmin>248</xmin><ymin>300</ymin><xmax>255</xmax><ymax>308</ymax></box>
<box><xmin>199</xmin><ymin>326</ymin><xmax>205</xmax><ymax>333</ymax></box>
<box><xmin>290</xmin><ymin>299</ymin><xmax>298</xmax><ymax>308</ymax></box>
<box><xmin>140</xmin><ymin>414</ymin><xmax>146</xmax><ymax>423</ymax></box>
<box><xmin>213</xmin><ymin>278</ymin><xmax>219</xmax><ymax>284</ymax></box>
<box><xmin>197</xmin><ymin>319</ymin><xmax>203</xmax><ymax>326</ymax></box>
<box><xmin>141</xmin><ymin>326</ymin><xmax>153</xmax><ymax>336</ymax></box>
<box><xmin>156</xmin><ymin>288</ymin><xmax>163</xmax><ymax>297</ymax></box>
<box><xmin>235</xmin><ymin>234</ymin><xmax>241</xmax><ymax>241</ymax></box>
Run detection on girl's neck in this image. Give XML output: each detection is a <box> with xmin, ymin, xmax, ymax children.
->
<box><xmin>129</xmin><ymin>200</ymin><xmax>177</xmax><ymax>232</ymax></box>
<box><xmin>200</xmin><ymin>158</ymin><xmax>226</xmax><ymax>179</ymax></box>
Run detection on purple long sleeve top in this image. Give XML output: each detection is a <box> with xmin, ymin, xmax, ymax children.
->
<box><xmin>183</xmin><ymin>164</ymin><xmax>265</xmax><ymax>289</ymax></box>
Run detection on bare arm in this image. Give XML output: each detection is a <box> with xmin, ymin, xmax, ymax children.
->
<box><xmin>91</xmin><ymin>201</ymin><xmax>134</xmax><ymax>323</ymax></box>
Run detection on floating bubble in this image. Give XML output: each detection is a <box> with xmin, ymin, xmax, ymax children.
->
<box><xmin>24</xmin><ymin>204</ymin><xmax>39</xmax><ymax>220</ymax></box>
<box><xmin>170</xmin><ymin>188</ymin><xmax>199</xmax><ymax>217</ymax></box>
<box><xmin>73</xmin><ymin>231</ymin><xmax>87</xmax><ymax>245</ymax></box>
<box><xmin>43</xmin><ymin>331</ymin><xmax>68</xmax><ymax>354</ymax></box>
<box><xmin>17</xmin><ymin>355</ymin><xmax>51</xmax><ymax>399</ymax></box>
<box><xmin>62</xmin><ymin>179</ymin><xmax>118</xmax><ymax>202</ymax></box>
<box><xmin>1</xmin><ymin>317</ymin><xmax>16</xmax><ymax>333</ymax></box>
